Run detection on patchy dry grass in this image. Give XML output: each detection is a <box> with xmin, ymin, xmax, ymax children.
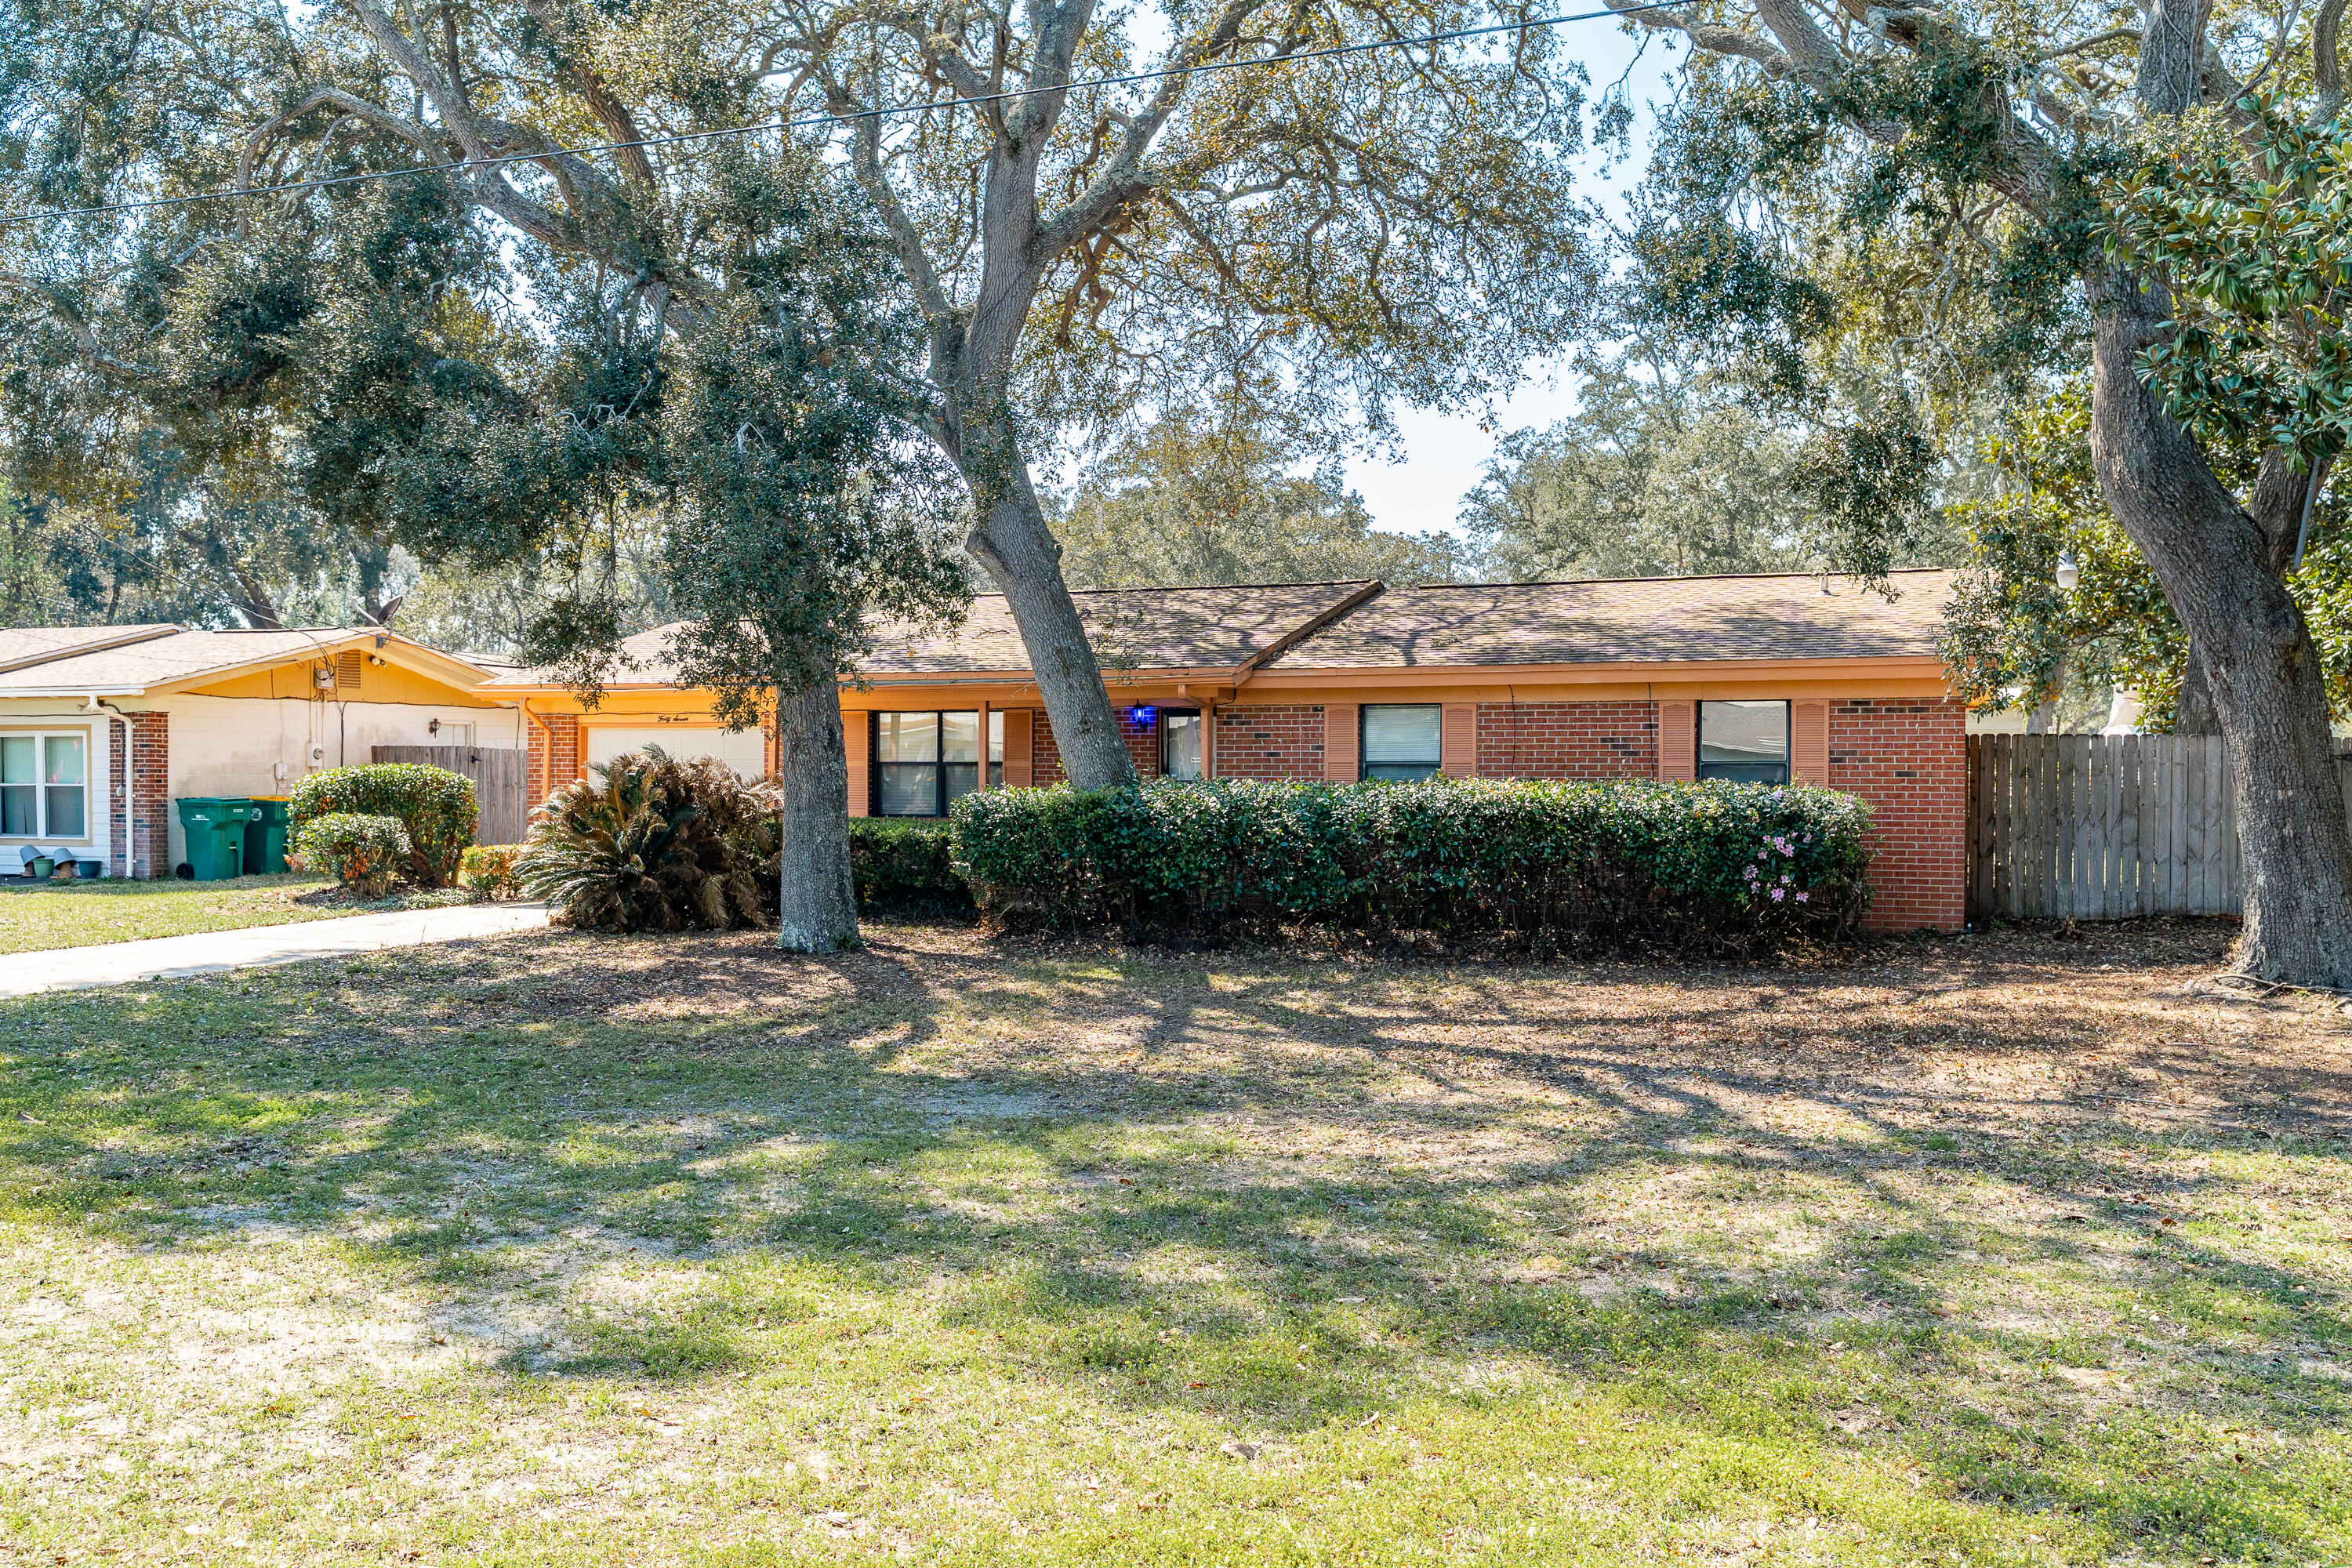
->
<box><xmin>0</xmin><ymin>873</ymin><xmax>341</xmax><ymax>954</ymax></box>
<box><xmin>1</xmin><ymin>917</ymin><xmax>2347</xmax><ymax>1566</ymax></box>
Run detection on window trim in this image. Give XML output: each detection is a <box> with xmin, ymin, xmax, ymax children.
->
<box><xmin>1359</xmin><ymin>702</ymin><xmax>1444</xmax><ymax>782</ymax></box>
<box><xmin>1695</xmin><ymin>699</ymin><xmax>1792</xmax><ymax>786</ymax></box>
<box><xmin>869</xmin><ymin>710</ymin><xmax>1003</xmax><ymax>817</ymax></box>
<box><xmin>1160</xmin><ymin>707</ymin><xmax>1203</xmax><ymax>781</ymax></box>
<box><xmin>0</xmin><ymin>728</ymin><xmax>95</xmax><ymax>844</ymax></box>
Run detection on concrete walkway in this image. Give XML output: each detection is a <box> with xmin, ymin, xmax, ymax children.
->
<box><xmin>2</xmin><ymin>902</ymin><xmax>552</xmax><ymax>997</ymax></box>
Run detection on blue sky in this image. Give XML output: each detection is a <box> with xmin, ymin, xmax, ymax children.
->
<box><xmin>1342</xmin><ymin>16</ymin><xmax>1677</xmax><ymax>541</ymax></box>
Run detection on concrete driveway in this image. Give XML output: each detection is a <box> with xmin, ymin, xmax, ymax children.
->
<box><xmin>1</xmin><ymin>902</ymin><xmax>551</xmax><ymax>997</ymax></box>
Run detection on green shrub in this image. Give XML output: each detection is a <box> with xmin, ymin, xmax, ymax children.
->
<box><xmin>518</xmin><ymin>747</ymin><xmax>775</xmax><ymax>932</ymax></box>
<box><xmin>292</xmin><ymin>813</ymin><xmax>412</xmax><ymax>898</ymax></box>
<box><xmin>950</xmin><ymin>777</ymin><xmax>1874</xmax><ymax>949</ymax></box>
<box><xmin>288</xmin><ymin>764</ymin><xmax>476</xmax><ymax>887</ymax></box>
<box><xmin>458</xmin><ymin>844</ymin><xmax>525</xmax><ymax>900</ymax></box>
<box><xmin>847</xmin><ymin>818</ymin><xmax>970</xmax><ymax>913</ymax></box>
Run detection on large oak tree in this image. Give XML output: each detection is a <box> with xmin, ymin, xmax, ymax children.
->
<box><xmin>1613</xmin><ymin>0</ymin><xmax>2352</xmax><ymax>984</ymax></box>
<box><xmin>0</xmin><ymin>0</ymin><xmax>1603</xmax><ymax>789</ymax></box>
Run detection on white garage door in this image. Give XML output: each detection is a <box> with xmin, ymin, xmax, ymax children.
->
<box><xmin>586</xmin><ymin>726</ymin><xmax>768</xmax><ymax>779</ymax></box>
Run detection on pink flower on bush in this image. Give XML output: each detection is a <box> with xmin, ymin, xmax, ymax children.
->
<box><xmin>1771</xmin><ymin>886</ymin><xmax>1785</xmax><ymax>901</ymax></box>
<box><xmin>1795</xmin><ymin>891</ymin><xmax>1809</xmax><ymax>902</ymax></box>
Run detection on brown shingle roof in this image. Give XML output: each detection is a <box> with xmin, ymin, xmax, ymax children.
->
<box><xmin>867</xmin><ymin>581</ymin><xmax>1379</xmax><ymax>674</ymax></box>
<box><xmin>492</xmin><ymin>581</ymin><xmax>1381</xmax><ymax>688</ymax></box>
<box><xmin>0</xmin><ymin>624</ymin><xmax>180</xmax><ymax>677</ymax></box>
<box><xmin>1261</xmin><ymin>572</ymin><xmax>1956</xmax><ymax>670</ymax></box>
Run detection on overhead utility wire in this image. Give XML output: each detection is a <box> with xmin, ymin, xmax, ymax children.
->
<box><xmin>0</xmin><ymin>0</ymin><xmax>1679</xmax><ymax>228</ymax></box>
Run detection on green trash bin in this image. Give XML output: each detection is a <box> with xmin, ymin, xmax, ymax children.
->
<box><xmin>245</xmin><ymin>796</ymin><xmax>291</xmax><ymax>875</ymax></box>
<box><xmin>175</xmin><ymin>797</ymin><xmax>252</xmax><ymax>880</ymax></box>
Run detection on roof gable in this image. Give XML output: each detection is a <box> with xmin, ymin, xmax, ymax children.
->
<box><xmin>0</xmin><ymin>626</ymin><xmax>496</xmax><ymax>695</ymax></box>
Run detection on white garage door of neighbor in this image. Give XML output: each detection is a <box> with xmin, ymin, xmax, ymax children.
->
<box><xmin>586</xmin><ymin>726</ymin><xmax>768</xmax><ymax>779</ymax></box>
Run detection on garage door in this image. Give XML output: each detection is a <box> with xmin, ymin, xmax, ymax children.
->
<box><xmin>586</xmin><ymin>726</ymin><xmax>768</xmax><ymax>779</ymax></box>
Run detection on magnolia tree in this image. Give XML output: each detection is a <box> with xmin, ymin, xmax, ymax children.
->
<box><xmin>0</xmin><ymin>0</ymin><xmax>1604</xmax><ymax>792</ymax></box>
<box><xmin>1611</xmin><ymin>0</ymin><xmax>2352</xmax><ymax>984</ymax></box>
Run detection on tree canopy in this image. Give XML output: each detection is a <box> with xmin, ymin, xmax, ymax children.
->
<box><xmin>1055</xmin><ymin>405</ymin><xmax>1466</xmax><ymax>591</ymax></box>
<box><xmin>0</xmin><ymin>0</ymin><xmax>1610</xmax><ymax>789</ymax></box>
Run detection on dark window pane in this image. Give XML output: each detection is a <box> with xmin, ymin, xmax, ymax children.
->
<box><xmin>942</xmin><ymin>713</ymin><xmax>979</xmax><ymax>764</ymax></box>
<box><xmin>878</xmin><ymin>764</ymin><xmax>940</xmax><ymax>815</ymax></box>
<box><xmin>0</xmin><ymin>784</ymin><xmax>32</xmax><ymax>836</ymax></box>
<box><xmin>944</xmin><ymin>762</ymin><xmax>980</xmax><ymax>806</ymax></box>
<box><xmin>1362</xmin><ymin>763</ymin><xmax>1442</xmax><ymax>782</ymax></box>
<box><xmin>45</xmin><ymin>786</ymin><xmax>84</xmax><ymax>837</ymax></box>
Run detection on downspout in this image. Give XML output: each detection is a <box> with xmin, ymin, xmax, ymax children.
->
<box><xmin>87</xmin><ymin>697</ymin><xmax>132</xmax><ymax>878</ymax></box>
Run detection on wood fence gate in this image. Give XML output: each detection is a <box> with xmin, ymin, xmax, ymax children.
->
<box><xmin>1966</xmin><ymin>735</ymin><xmax>2352</xmax><ymax>921</ymax></box>
<box><xmin>371</xmin><ymin>745</ymin><xmax>532</xmax><ymax>847</ymax></box>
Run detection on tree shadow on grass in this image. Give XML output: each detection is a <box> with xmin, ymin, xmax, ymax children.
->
<box><xmin>0</xmin><ymin>918</ymin><xmax>2347</xmax><ymax>1561</ymax></box>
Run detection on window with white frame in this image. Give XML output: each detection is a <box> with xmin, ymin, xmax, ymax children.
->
<box><xmin>1</xmin><ymin>733</ymin><xmax>89</xmax><ymax>839</ymax></box>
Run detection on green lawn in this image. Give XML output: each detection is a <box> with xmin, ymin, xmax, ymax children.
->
<box><xmin>0</xmin><ymin>873</ymin><xmax>343</xmax><ymax>954</ymax></box>
<box><xmin>0</xmin><ymin>918</ymin><xmax>2344</xmax><ymax>1566</ymax></box>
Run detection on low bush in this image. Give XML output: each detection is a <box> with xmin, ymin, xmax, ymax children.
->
<box><xmin>458</xmin><ymin>844</ymin><xmax>525</xmax><ymax>900</ymax></box>
<box><xmin>848</xmin><ymin>819</ymin><xmax>970</xmax><ymax>913</ymax></box>
<box><xmin>951</xmin><ymin>776</ymin><xmax>1873</xmax><ymax>950</ymax></box>
<box><xmin>519</xmin><ymin>747</ymin><xmax>775</xmax><ymax>932</ymax></box>
<box><xmin>292</xmin><ymin>813</ymin><xmax>412</xmax><ymax>898</ymax></box>
<box><xmin>288</xmin><ymin>764</ymin><xmax>476</xmax><ymax>887</ymax></box>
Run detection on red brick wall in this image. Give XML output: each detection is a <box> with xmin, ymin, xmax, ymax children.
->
<box><xmin>1029</xmin><ymin>707</ymin><xmax>1163</xmax><ymax>784</ymax></box>
<box><xmin>129</xmin><ymin>711</ymin><xmax>169</xmax><ymax>878</ymax></box>
<box><xmin>1212</xmin><ymin>705</ymin><xmax>1325</xmax><ymax>782</ymax></box>
<box><xmin>1123</xmin><ymin>706</ymin><xmax>1161</xmax><ymax>779</ymax></box>
<box><xmin>1033</xmin><ymin>710</ymin><xmax>1064</xmax><ymax>786</ymax></box>
<box><xmin>1829</xmin><ymin>698</ymin><xmax>1966</xmax><ymax>932</ymax></box>
<box><xmin>528</xmin><ymin>713</ymin><xmax>580</xmax><ymax>807</ymax></box>
<box><xmin>1476</xmin><ymin>701</ymin><xmax>1660</xmax><ymax>780</ymax></box>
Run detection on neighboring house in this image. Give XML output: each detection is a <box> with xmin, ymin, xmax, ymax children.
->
<box><xmin>488</xmin><ymin>570</ymin><xmax>1970</xmax><ymax>931</ymax></box>
<box><xmin>0</xmin><ymin>625</ymin><xmax>517</xmax><ymax>878</ymax></box>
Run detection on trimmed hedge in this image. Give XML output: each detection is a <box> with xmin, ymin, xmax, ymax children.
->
<box><xmin>847</xmin><ymin>819</ymin><xmax>970</xmax><ymax>913</ymax></box>
<box><xmin>293</xmin><ymin>813</ymin><xmax>411</xmax><ymax>898</ymax></box>
<box><xmin>949</xmin><ymin>777</ymin><xmax>1873</xmax><ymax>949</ymax></box>
<box><xmin>289</xmin><ymin>764</ymin><xmax>476</xmax><ymax>887</ymax></box>
<box><xmin>459</xmin><ymin>844</ymin><xmax>525</xmax><ymax>899</ymax></box>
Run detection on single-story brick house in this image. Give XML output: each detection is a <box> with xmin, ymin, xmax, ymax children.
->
<box><xmin>486</xmin><ymin>570</ymin><xmax>1969</xmax><ymax>931</ymax></box>
<box><xmin>0</xmin><ymin>624</ymin><xmax>514</xmax><ymax>878</ymax></box>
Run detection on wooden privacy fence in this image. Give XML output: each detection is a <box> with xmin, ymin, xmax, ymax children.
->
<box><xmin>1966</xmin><ymin>734</ymin><xmax>2352</xmax><ymax>921</ymax></box>
<box><xmin>371</xmin><ymin>745</ymin><xmax>531</xmax><ymax>848</ymax></box>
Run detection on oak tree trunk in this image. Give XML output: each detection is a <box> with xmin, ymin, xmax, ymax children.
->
<box><xmin>771</xmin><ymin>677</ymin><xmax>860</xmax><ymax>953</ymax></box>
<box><xmin>2088</xmin><ymin>266</ymin><xmax>2352</xmax><ymax>985</ymax></box>
<box><xmin>952</xmin><ymin>400</ymin><xmax>1138</xmax><ymax>791</ymax></box>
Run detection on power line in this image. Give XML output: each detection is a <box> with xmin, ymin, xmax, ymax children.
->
<box><xmin>0</xmin><ymin>1</ymin><xmax>1676</xmax><ymax>228</ymax></box>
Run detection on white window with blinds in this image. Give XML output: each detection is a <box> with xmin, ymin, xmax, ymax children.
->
<box><xmin>1</xmin><ymin>733</ymin><xmax>89</xmax><ymax>840</ymax></box>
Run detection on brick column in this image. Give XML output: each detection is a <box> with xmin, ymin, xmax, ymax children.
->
<box><xmin>1831</xmin><ymin>698</ymin><xmax>1966</xmax><ymax>932</ymax></box>
<box><xmin>129</xmin><ymin>711</ymin><xmax>169</xmax><ymax>878</ymax></box>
